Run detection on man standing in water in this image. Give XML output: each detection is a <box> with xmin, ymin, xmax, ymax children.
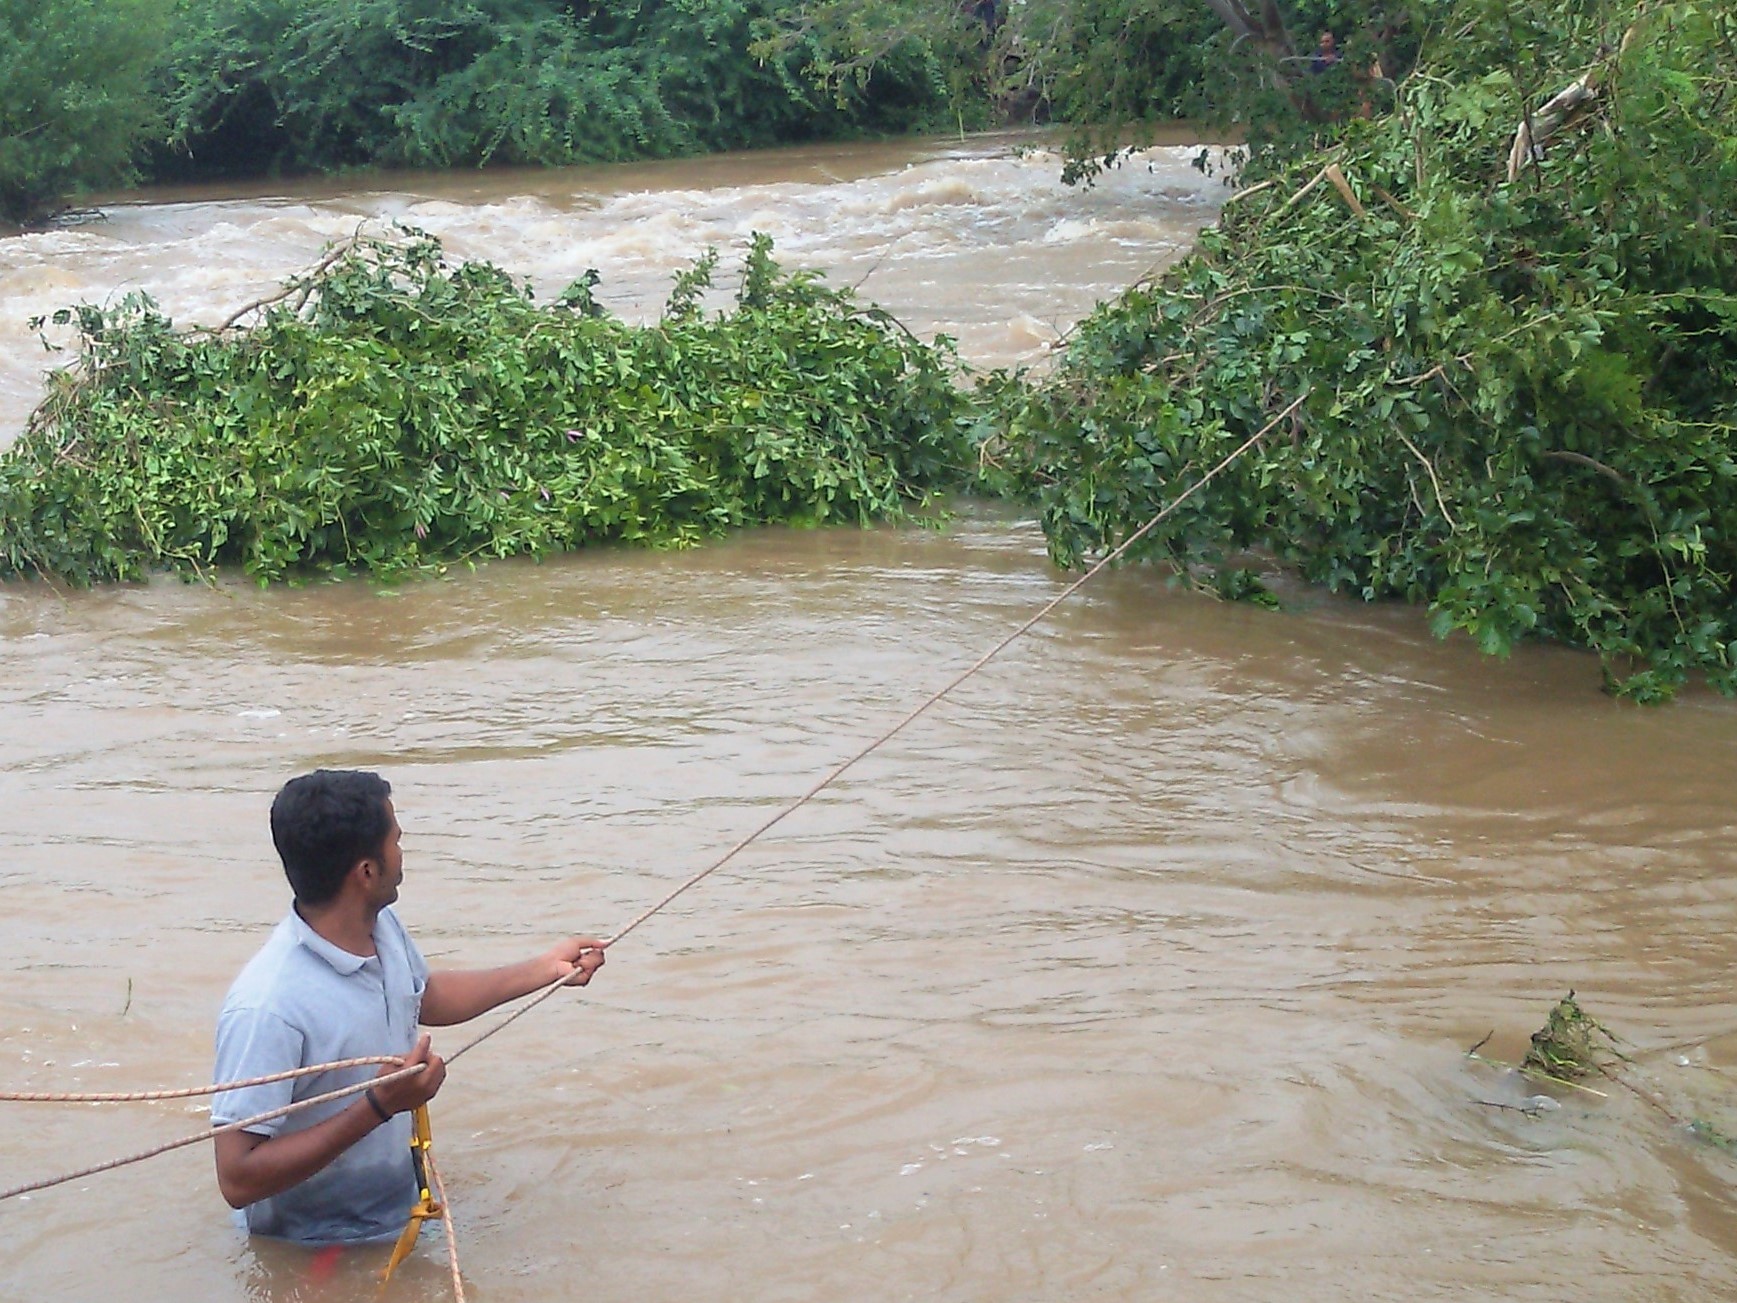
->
<box><xmin>212</xmin><ymin>769</ymin><xmax>605</xmax><ymax>1244</ymax></box>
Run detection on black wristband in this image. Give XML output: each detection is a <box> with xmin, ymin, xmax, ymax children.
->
<box><xmin>364</xmin><ymin>1087</ymin><xmax>392</xmax><ymax>1124</ymax></box>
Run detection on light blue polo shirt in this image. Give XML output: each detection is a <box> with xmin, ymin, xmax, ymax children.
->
<box><xmin>212</xmin><ymin>905</ymin><xmax>429</xmax><ymax>1244</ymax></box>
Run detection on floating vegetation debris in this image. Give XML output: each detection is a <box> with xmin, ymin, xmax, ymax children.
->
<box><xmin>1471</xmin><ymin>991</ymin><xmax>1737</xmax><ymax>1156</ymax></box>
<box><xmin>1522</xmin><ymin>990</ymin><xmax>1624</xmax><ymax>1082</ymax></box>
<box><xmin>1688</xmin><ymin>1119</ymin><xmax>1737</xmax><ymax>1152</ymax></box>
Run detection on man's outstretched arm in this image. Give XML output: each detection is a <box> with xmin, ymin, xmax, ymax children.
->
<box><xmin>213</xmin><ymin>1035</ymin><xmax>446</xmax><ymax>1209</ymax></box>
<box><xmin>419</xmin><ymin>936</ymin><xmax>605</xmax><ymax>1027</ymax></box>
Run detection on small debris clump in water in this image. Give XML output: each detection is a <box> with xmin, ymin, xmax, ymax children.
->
<box><xmin>1523</xmin><ymin>990</ymin><xmax>1620</xmax><ymax>1081</ymax></box>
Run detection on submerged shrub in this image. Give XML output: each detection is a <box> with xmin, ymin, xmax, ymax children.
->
<box><xmin>0</xmin><ymin>231</ymin><xmax>967</xmax><ymax>585</ymax></box>
<box><xmin>982</xmin><ymin>0</ymin><xmax>1737</xmax><ymax>701</ymax></box>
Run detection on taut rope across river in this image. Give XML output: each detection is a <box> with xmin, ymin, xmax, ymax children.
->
<box><xmin>0</xmin><ymin>392</ymin><xmax>1304</xmax><ymax>1236</ymax></box>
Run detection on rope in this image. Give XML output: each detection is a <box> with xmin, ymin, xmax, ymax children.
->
<box><xmin>0</xmin><ymin>1057</ymin><xmax>402</xmax><ymax>1103</ymax></box>
<box><xmin>1</xmin><ymin>393</ymin><xmax>1302</xmax><ymax>1207</ymax></box>
<box><xmin>424</xmin><ymin>1145</ymin><xmax>466</xmax><ymax>1303</ymax></box>
<box><xmin>0</xmin><ymin>1062</ymin><xmax>426</xmax><ymax>1202</ymax></box>
<box><xmin>445</xmin><ymin>393</ymin><xmax>1305</xmax><ymax>1064</ymax></box>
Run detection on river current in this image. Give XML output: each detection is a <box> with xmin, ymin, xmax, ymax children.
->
<box><xmin>2</xmin><ymin>133</ymin><xmax>1737</xmax><ymax>1303</ymax></box>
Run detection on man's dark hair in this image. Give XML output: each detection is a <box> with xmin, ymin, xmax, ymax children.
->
<box><xmin>270</xmin><ymin>770</ymin><xmax>393</xmax><ymax>906</ymax></box>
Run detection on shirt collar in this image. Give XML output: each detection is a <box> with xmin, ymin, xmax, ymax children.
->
<box><xmin>287</xmin><ymin>905</ymin><xmax>373</xmax><ymax>976</ymax></box>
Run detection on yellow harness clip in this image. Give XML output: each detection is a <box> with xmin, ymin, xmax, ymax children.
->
<box><xmin>381</xmin><ymin>1105</ymin><xmax>442</xmax><ymax>1286</ymax></box>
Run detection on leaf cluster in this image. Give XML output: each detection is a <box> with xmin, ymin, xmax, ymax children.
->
<box><xmin>0</xmin><ymin>231</ymin><xmax>968</xmax><ymax>585</ymax></box>
<box><xmin>981</xmin><ymin>0</ymin><xmax>1737</xmax><ymax>700</ymax></box>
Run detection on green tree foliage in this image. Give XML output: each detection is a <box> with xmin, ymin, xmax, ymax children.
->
<box><xmin>1038</xmin><ymin>0</ymin><xmax>1224</xmax><ymax>128</ymax></box>
<box><xmin>748</xmin><ymin>0</ymin><xmax>1001</xmax><ymax>123</ymax></box>
<box><xmin>983</xmin><ymin>0</ymin><xmax>1737</xmax><ymax>700</ymax></box>
<box><xmin>0</xmin><ymin>0</ymin><xmax>166</xmax><ymax>226</ymax></box>
<box><xmin>760</xmin><ymin>0</ymin><xmax>1427</xmax><ymax>175</ymax></box>
<box><xmin>0</xmin><ymin>232</ymin><xmax>967</xmax><ymax>584</ymax></box>
<box><xmin>155</xmin><ymin>0</ymin><xmax>962</xmax><ymax>179</ymax></box>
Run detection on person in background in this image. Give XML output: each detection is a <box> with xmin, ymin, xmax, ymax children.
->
<box><xmin>1311</xmin><ymin>30</ymin><xmax>1341</xmax><ymax>73</ymax></box>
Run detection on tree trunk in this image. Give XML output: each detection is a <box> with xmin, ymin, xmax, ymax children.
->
<box><xmin>1199</xmin><ymin>0</ymin><xmax>1298</xmax><ymax>70</ymax></box>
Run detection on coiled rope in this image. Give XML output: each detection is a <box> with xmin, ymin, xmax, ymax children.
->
<box><xmin>1</xmin><ymin>391</ymin><xmax>1302</xmax><ymax>1226</ymax></box>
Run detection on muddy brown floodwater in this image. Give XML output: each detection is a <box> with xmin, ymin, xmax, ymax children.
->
<box><xmin>4</xmin><ymin>134</ymin><xmax>1737</xmax><ymax>1303</ymax></box>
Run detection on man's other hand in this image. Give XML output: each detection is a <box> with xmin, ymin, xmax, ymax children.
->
<box><xmin>374</xmin><ymin>1033</ymin><xmax>445</xmax><ymax>1114</ymax></box>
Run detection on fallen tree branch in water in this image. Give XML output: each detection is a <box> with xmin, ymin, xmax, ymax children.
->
<box><xmin>215</xmin><ymin>233</ymin><xmax>364</xmax><ymax>332</ymax></box>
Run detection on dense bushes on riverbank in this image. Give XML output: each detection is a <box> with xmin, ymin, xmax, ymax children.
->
<box><xmin>759</xmin><ymin>0</ymin><xmax>1433</xmax><ymax>184</ymax></box>
<box><xmin>0</xmin><ymin>233</ymin><xmax>966</xmax><ymax>584</ymax></box>
<box><xmin>983</xmin><ymin>0</ymin><xmax>1737</xmax><ymax>700</ymax></box>
<box><xmin>153</xmin><ymin>0</ymin><xmax>970</xmax><ymax>180</ymax></box>
<box><xmin>0</xmin><ymin>0</ymin><xmax>167</xmax><ymax>226</ymax></box>
<box><xmin>2</xmin><ymin>0</ymin><xmax>981</xmax><ymax>224</ymax></box>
